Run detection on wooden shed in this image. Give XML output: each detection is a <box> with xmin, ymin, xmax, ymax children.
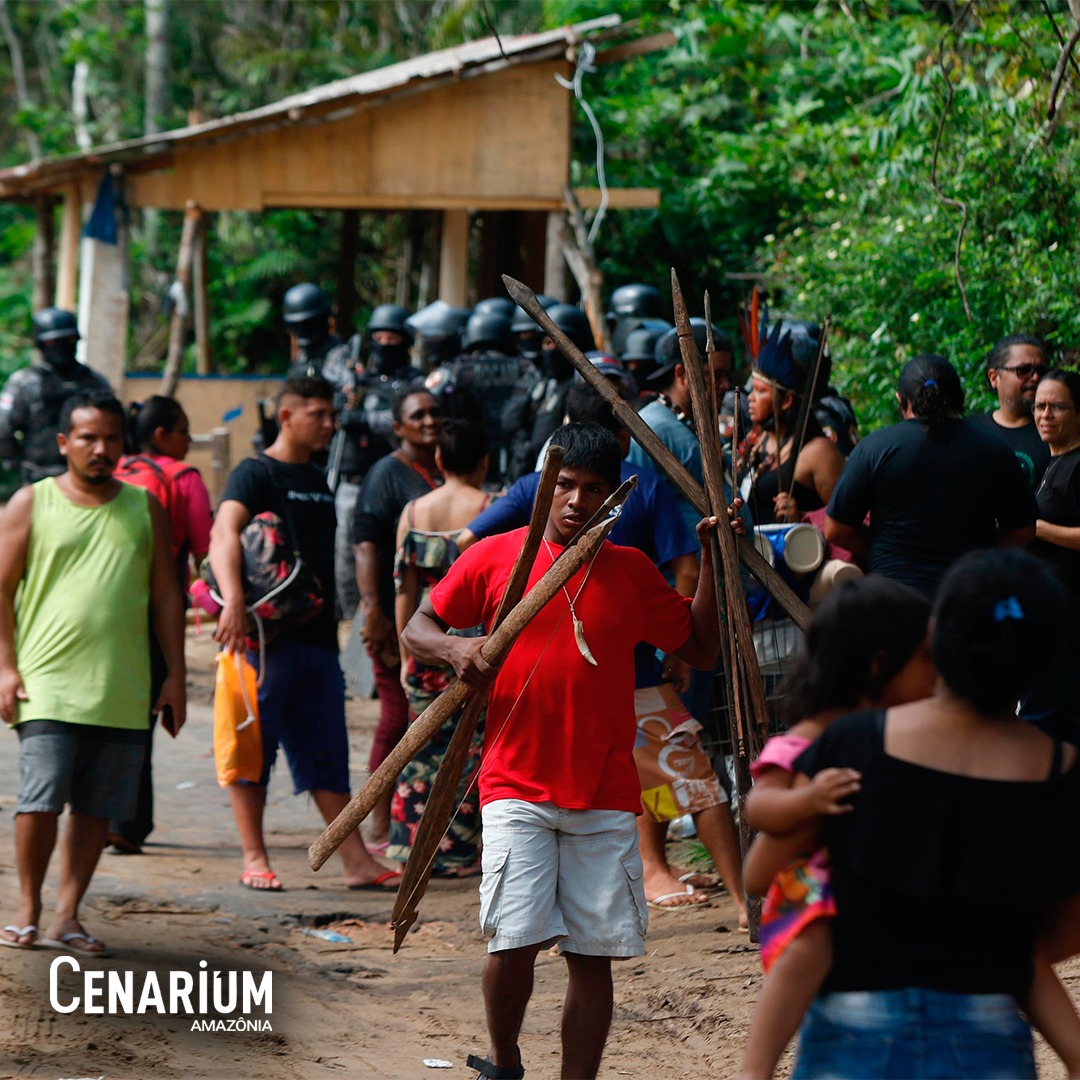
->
<box><xmin>0</xmin><ymin>15</ymin><xmax>661</xmax><ymax>388</ymax></box>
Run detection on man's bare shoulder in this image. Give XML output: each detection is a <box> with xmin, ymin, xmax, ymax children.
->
<box><xmin>1</xmin><ymin>484</ymin><xmax>34</xmax><ymax>522</ymax></box>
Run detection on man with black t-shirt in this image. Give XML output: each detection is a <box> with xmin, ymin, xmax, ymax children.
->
<box><xmin>972</xmin><ymin>334</ymin><xmax>1050</xmax><ymax>489</ymax></box>
<box><xmin>210</xmin><ymin>377</ymin><xmax>398</xmax><ymax>892</ymax></box>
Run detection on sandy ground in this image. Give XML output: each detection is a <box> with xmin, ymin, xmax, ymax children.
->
<box><xmin>0</xmin><ymin>626</ymin><xmax>1074</xmax><ymax>1079</ymax></box>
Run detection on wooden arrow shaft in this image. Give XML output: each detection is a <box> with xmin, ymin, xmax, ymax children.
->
<box><xmin>501</xmin><ymin>274</ymin><xmax>811</xmax><ymax>635</ymax></box>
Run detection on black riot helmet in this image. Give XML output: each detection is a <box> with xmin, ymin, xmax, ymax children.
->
<box><xmin>621</xmin><ymin>319</ymin><xmax>672</xmax><ymax>384</ymax></box>
<box><xmin>408</xmin><ymin>301</ymin><xmax>471</xmax><ymax>367</ymax></box>
<box><xmin>544</xmin><ymin>304</ymin><xmax>595</xmax><ymax>353</ymax></box>
<box><xmin>474</xmin><ymin>297</ymin><xmax>516</xmax><ymax>321</ymax></box>
<box><xmin>32</xmin><ymin>307</ymin><xmax>80</xmax><ymax>346</ymax></box>
<box><xmin>407</xmin><ymin>301</ymin><xmax>471</xmax><ymax>341</ymax></box>
<box><xmin>367</xmin><ymin>304</ymin><xmax>415</xmax><ymax>346</ymax></box>
<box><xmin>510</xmin><ymin>296</ymin><xmax>557</xmax><ymax>333</ymax></box>
<box><xmin>610</xmin><ymin>283</ymin><xmax>663</xmax><ymax>320</ymax></box>
<box><xmin>462</xmin><ymin>311</ymin><xmax>515</xmax><ymax>355</ymax></box>
<box><xmin>283</xmin><ymin>283</ymin><xmax>332</xmax><ymax>349</ymax></box>
<box><xmin>511</xmin><ymin>296</ymin><xmax>557</xmax><ymax>363</ymax></box>
<box><xmin>648</xmin><ymin>319</ymin><xmax>732</xmax><ymax>387</ymax></box>
<box><xmin>283</xmin><ymin>283</ymin><xmax>331</xmax><ymax>325</ymax></box>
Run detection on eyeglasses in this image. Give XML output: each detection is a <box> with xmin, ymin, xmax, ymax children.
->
<box><xmin>1033</xmin><ymin>401</ymin><xmax>1075</xmax><ymax>415</ymax></box>
<box><xmin>998</xmin><ymin>363</ymin><xmax>1048</xmax><ymax>379</ymax></box>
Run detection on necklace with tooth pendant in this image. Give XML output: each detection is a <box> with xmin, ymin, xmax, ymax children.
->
<box><xmin>543</xmin><ymin>538</ymin><xmax>599</xmax><ymax>666</ymax></box>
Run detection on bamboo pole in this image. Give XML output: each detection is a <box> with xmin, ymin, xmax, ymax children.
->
<box><xmin>309</xmin><ymin>503</ymin><xmax>624</xmax><ymax>872</ymax></box>
<box><xmin>501</xmin><ymin>274</ymin><xmax>813</xmax><ymax>634</ymax></box>
<box><xmin>390</xmin><ymin>447</ymin><xmax>565</xmax><ymax>949</ymax></box>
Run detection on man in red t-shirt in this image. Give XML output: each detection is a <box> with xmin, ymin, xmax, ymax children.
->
<box><xmin>402</xmin><ymin>422</ymin><xmax>724</xmax><ymax>1080</ymax></box>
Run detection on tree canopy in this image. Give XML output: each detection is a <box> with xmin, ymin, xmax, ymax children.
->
<box><xmin>1</xmin><ymin>0</ymin><xmax>1078</xmax><ymax>430</ymax></box>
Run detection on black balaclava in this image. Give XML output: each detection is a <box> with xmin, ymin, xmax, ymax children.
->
<box><xmin>540</xmin><ymin>344</ymin><xmax>574</xmax><ymax>382</ymax></box>
<box><xmin>368</xmin><ymin>338</ymin><xmax>409</xmax><ymax>376</ymax></box>
<box><xmin>40</xmin><ymin>338</ymin><xmax>79</xmax><ymax>374</ymax></box>
<box><xmin>292</xmin><ymin>315</ymin><xmax>331</xmax><ymax>351</ymax></box>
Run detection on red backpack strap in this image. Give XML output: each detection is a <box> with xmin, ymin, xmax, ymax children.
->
<box><xmin>116</xmin><ymin>454</ymin><xmax>170</xmax><ymax>508</ymax></box>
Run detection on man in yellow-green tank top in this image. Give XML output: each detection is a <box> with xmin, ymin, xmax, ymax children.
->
<box><xmin>0</xmin><ymin>390</ymin><xmax>185</xmax><ymax>953</ymax></box>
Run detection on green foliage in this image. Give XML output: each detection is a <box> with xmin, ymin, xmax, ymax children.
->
<box><xmin>1</xmin><ymin>0</ymin><xmax>1079</xmax><ymax>424</ymax></box>
<box><xmin>565</xmin><ymin>0</ymin><xmax>1080</xmax><ymax>430</ymax></box>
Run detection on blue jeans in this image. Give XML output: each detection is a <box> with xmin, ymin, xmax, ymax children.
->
<box><xmin>792</xmin><ymin>988</ymin><xmax>1035</xmax><ymax>1080</ymax></box>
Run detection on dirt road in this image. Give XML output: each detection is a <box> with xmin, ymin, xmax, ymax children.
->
<box><xmin>0</xmin><ymin>628</ymin><xmax>1070</xmax><ymax>1078</ymax></box>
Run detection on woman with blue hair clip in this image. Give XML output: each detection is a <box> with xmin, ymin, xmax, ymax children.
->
<box><xmin>825</xmin><ymin>355</ymin><xmax>1037</xmax><ymax>598</ymax></box>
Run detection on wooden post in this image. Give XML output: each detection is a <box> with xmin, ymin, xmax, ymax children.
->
<box><xmin>55</xmin><ymin>183</ymin><xmax>81</xmax><ymax>311</ymax></box>
<box><xmin>160</xmin><ymin>201</ymin><xmax>201</xmax><ymax>398</ymax></box>
<box><xmin>439</xmin><ymin>209</ymin><xmax>469</xmax><ymax>306</ymax></box>
<box><xmin>209</xmin><ymin>427</ymin><xmax>230</xmax><ymax>506</ymax></box>
<box><xmin>32</xmin><ymin>195</ymin><xmax>56</xmax><ymax>314</ymax></box>
<box><xmin>544</xmin><ymin>210</ymin><xmax>568</xmax><ymax>301</ymax></box>
<box><xmin>193</xmin><ymin>212</ymin><xmax>212</xmax><ymax>375</ymax></box>
<box><xmin>77</xmin><ymin>175</ymin><xmax>129</xmax><ymax>392</ymax></box>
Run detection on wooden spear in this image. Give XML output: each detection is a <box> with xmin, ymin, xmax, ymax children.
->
<box><xmin>673</xmin><ymin>272</ymin><xmax>771</xmax><ymax>836</ymax></box>
<box><xmin>501</xmin><ymin>274</ymin><xmax>812</xmax><ymax>634</ymax></box>
<box><xmin>308</xmin><ymin>479</ymin><xmax>631</xmax><ymax>873</ymax></box>
<box><xmin>388</xmin><ymin>447</ymin><xmax>564</xmax><ymax>949</ymax></box>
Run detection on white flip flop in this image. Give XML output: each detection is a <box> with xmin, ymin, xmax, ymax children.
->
<box><xmin>0</xmin><ymin>924</ymin><xmax>39</xmax><ymax>949</ymax></box>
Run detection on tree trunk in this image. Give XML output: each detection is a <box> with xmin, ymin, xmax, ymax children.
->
<box><xmin>144</xmin><ymin>0</ymin><xmax>169</xmax><ymax>261</ymax></box>
<box><xmin>193</xmin><ymin>213</ymin><xmax>212</xmax><ymax>374</ymax></box>
<box><xmin>0</xmin><ymin>0</ymin><xmax>41</xmax><ymax>159</ymax></box>
<box><xmin>561</xmin><ymin>188</ymin><xmax>610</xmax><ymax>351</ymax></box>
<box><xmin>160</xmin><ymin>203</ymin><xmax>201</xmax><ymax>398</ymax></box>
<box><xmin>144</xmin><ymin>0</ymin><xmax>169</xmax><ymax>137</ymax></box>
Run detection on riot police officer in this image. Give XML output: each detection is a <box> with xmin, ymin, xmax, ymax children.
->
<box><xmin>425</xmin><ymin>309</ymin><xmax>530</xmax><ymax>484</ymax></box>
<box><xmin>502</xmin><ymin>303</ymin><xmax>595</xmax><ymax>482</ymax></box>
<box><xmin>349</xmin><ymin>303</ymin><xmax>424</xmax><ymax>446</ymax></box>
<box><xmin>0</xmin><ymin>308</ymin><xmax>110</xmax><ymax>486</ymax></box>
<box><xmin>407</xmin><ymin>301</ymin><xmax>472</xmax><ymax>371</ymax></box>
<box><xmin>619</xmin><ymin>319</ymin><xmax>673</xmax><ymax>395</ymax></box>
<box><xmin>510</xmin><ymin>294</ymin><xmax>557</xmax><ymax>366</ymax></box>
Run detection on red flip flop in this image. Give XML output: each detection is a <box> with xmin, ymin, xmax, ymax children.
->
<box><xmin>240</xmin><ymin>870</ymin><xmax>284</xmax><ymax>891</ymax></box>
<box><xmin>348</xmin><ymin>870</ymin><xmax>401</xmax><ymax>891</ymax></box>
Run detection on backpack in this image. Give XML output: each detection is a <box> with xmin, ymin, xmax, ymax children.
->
<box><xmin>201</xmin><ymin>457</ymin><xmax>324</xmax><ymax>649</ymax></box>
<box><xmin>116</xmin><ymin>453</ymin><xmax>198</xmax><ymax>559</ymax></box>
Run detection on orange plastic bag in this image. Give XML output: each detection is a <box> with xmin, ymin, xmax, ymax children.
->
<box><xmin>213</xmin><ymin>650</ymin><xmax>263</xmax><ymax>787</ymax></box>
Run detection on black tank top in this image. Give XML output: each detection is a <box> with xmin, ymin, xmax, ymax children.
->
<box><xmin>749</xmin><ymin>465</ymin><xmax>823</xmax><ymax>525</ymax></box>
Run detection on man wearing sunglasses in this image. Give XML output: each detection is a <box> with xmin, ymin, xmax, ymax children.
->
<box><xmin>973</xmin><ymin>333</ymin><xmax>1051</xmax><ymax>488</ymax></box>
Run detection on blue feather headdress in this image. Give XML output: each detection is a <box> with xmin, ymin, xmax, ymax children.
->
<box><xmin>752</xmin><ymin>320</ymin><xmax>826</xmax><ymax>397</ymax></box>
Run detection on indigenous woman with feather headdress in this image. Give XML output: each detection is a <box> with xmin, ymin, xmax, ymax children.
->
<box><xmin>741</xmin><ymin>321</ymin><xmax>845</xmax><ymax>526</ymax></box>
